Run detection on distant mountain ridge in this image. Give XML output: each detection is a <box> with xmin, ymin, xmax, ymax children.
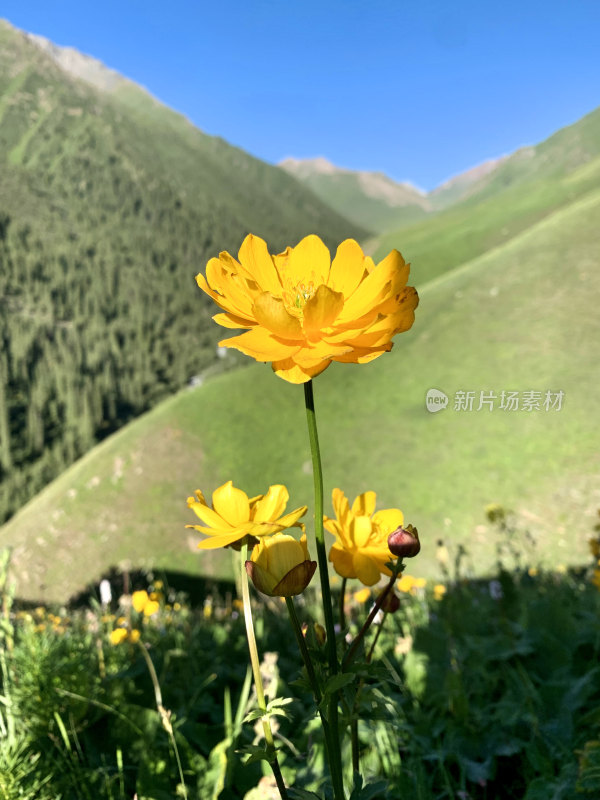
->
<box><xmin>279</xmin><ymin>153</ymin><xmax>510</xmax><ymax>232</ymax></box>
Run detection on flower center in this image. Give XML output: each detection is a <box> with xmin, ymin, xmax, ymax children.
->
<box><xmin>282</xmin><ymin>280</ymin><xmax>315</xmax><ymax>318</ymax></box>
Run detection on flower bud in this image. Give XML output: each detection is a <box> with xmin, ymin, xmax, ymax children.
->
<box><xmin>314</xmin><ymin>623</ymin><xmax>326</xmax><ymax>646</ymax></box>
<box><xmin>388</xmin><ymin>524</ymin><xmax>420</xmax><ymax>559</ymax></box>
<box><xmin>246</xmin><ymin>533</ymin><xmax>317</xmax><ymax>597</ymax></box>
<box><xmin>379</xmin><ymin>589</ymin><xmax>400</xmax><ymax>613</ymax></box>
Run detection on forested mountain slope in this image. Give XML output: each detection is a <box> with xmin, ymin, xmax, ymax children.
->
<box><xmin>0</xmin><ymin>20</ymin><xmax>364</xmax><ymax>523</ymax></box>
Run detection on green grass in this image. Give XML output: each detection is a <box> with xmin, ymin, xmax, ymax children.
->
<box><xmin>3</xmin><ymin>184</ymin><xmax>599</xmax><ymax>602</ymax></box>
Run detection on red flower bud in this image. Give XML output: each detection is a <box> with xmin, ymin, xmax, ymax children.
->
<box><xmin>388</xmin><ymin>524</ymin><xmax>420</xmax><ymax>559</ymax></box>
<box><xmin>380</xmin><ymin>589</ymin><xmax>400</xmax><ymax>613</ymax></box>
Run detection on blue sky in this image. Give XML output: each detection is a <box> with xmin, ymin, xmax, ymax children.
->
<box><xmin>2</xmin><ymin>0</ymin><xmax>599</xmax><ymax>190</ymax></box>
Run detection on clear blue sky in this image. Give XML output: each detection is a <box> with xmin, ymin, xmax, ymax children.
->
<box><xmin>2</xmin><ymin>0</ymin><xmax>599</xmax><ymax>190</ymax></box>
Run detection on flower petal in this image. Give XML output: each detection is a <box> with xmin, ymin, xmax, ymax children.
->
<box><xmin>352</xmin><ymin>491</ymin><xmax>377</xmax><ymax>517</ymax></box>
<box><xmin>219</xmin><ymin>328</ymin><xmax>302</xmax><ymax>361</ymax></box>
<box><xmin>197</xmin><ymin>532</ymin><xmax>244</xmax><ymax>549</ymax></box>
<box><xmin>212</xmin><ymin>481</ymin><xmax>250</xmax><ymax>526</ymax></box>
<box><xmin>270</xmin><ymin>358</ymin><xmax>330</xmax><ymax>383</ymax></box>
<box><xmin>352</xmin><ymin>553</ymin><xmax>381</xmax><ymax>586</ymax></box>
<box><xmin>246</xmin><ymin>560</ymin><xmax>279</xmax><ymax>595</ymax></box>
<box><xmin>276</xmin><ymin>505</ymin><xmax>308</xmax><ymax>529</ymax></box>
<box><xmin>372</xmin><ymin>508</ymin><xmax>404</xmax><ymax>535</ymax></box>
<box><xmin>327</xmin><ymin>239</ymin><xmax>367</xmax><ymax>297</ymax></box>
<box><xmin>252</xmin><ymin>484</ymin><xmax>289</xmax><ymax>523</ymax></box>
<box><xmin>212</xmin><ymin>312</ymin><xmax>255</xmax><ymax>329</ymax></box>
<box><xmin>329</xmin><ymin>542</ymin><xmax>356</xmax><ymax>579</ymax></box>
<box><xmin>187</xmin><ymin>493</ymin><xmax>232</xmax><ymax>530</ymax></box>
<box><xmin>238</xmin><ymin>234</ymin><xmax>282</xmax><ymax>295</ymax></box>
<box><xmin>286</xmin><ymin>235</ymin><xmax>331</xmax><ymax>287</ymax></box>
<box><xmin>350</xmin><ymin>515</ymin><xmax>372</xmax><ymax>547</ymax></box>
<box><xmin>303</xmin><ymin>285</ymin><xmax>344</xmax><ymax>333</ymax></box>
<box><xmin>252</xmin><ymin>293</ymin><xmax>304</xmax><ymax>340</ymax></box>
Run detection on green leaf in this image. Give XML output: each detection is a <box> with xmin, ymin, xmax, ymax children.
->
<box><xmin>323</xmin><ymin>672</ymin><xmax>356</xmax><ymax>696</ymax></box>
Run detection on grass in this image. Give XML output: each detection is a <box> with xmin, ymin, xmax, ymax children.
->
<box><xmin>2</xmin><ymin>184</ymin><xmax>599</xmax><ymax>602</ymax></box>
<box><xmin>2</xmin><ymin>536</ymin><xmax>600</xmax><ymax>799</ymax></box>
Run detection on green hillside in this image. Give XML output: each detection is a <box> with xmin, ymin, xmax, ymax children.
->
<box><xmin>0</xmin><ymin>20</ymin><xmax>364</xmax><ymax>524</ymax></box>
<box><xmin>373</xmin><ymin>106</ymin><xmax>600</xmax><ymax>285</ymax></box>
<box><xmin>4</xmin><ymin>183</ymin><xmax>599</xmax><ymax>603</ymax></box>
<box><xmin>279</xmin><ymin>157</ymin><xmax>430</xmax><ymax>232</ymax></box>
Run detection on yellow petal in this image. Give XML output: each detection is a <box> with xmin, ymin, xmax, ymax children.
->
<box><xmin>246</xmin><ymin>560</ymin><xmax>279</xmax><ymax>595</ymax></box>
<box><xmin>333</xmin><ymin>344</ymin><xmax>392</xmax><ymax>364</ymax></box>
<box><xmin>219</xmin><ymin>328</ymin><xmax>302</xmax><ymax>361</ymax></box>
<box><xmin>338</xmin><ymin>250</ymin><xmax>408</xmax><ymax>323</ymax></box>
<box><xmin>350</xmin><ymin>515</ymin><xmax>372</xmax><ymax>547</ymax></box>
<box><xmin>270</xmin><ymin>357</ymin><xmax>330</xmax><ymax>383</ymax></box>
<box><xmin>352</xmin><ymin>553</ymin><xmax>381</xmax><ymax>586</ymax></box>
<box><xmin>327</xmin><ymin>239</ymin><xmax>367</xmax><ymax>298</ymax></box>
<box><xmin>352</xmin><ymin>491</ymin><xmax>376</xmax><ymax>517</ymax></box>
<box><xmin>372</xmin><ymin>508</ymin><xmax>404</xmax><ymax>535</ymax></box>
<box><xmin>276</xmin><ymin>505</ymin><xmax>308</xmax><ymax>529</ymax></box>
<box><xmin>252</xmin><ymin>484</ymin><xmax>289</xmax><ymax>523</ymax></box>
<box><xmin>187</xmin><ymin>491</ymin><xmax>233</xmax><ymax>529</ymax></box>
<box><xmin>252</xmin><ymin>293</ymin><xmax>304</xmax><ymax>340</ymax></box>
<box><xmin>197</xmin><ymin>532</ymin><xmax>244</xmax><ymax>549</ymax></box>
<box><xmin>132</xmin><ymin>591</ymin><xmax>149</xmax><ymax>613</ymax></box>
<box><xmin>329</xmin><ymin>542</ymin><xmax>356</xmax><ymax>579</ymax></box>
<box><xmin>286</xmin><ymin>235</ymin><xmax>331</xmax><ymax>287</ymax></box>
<box><xmin>238</xmin><ymin>234</ymin><xmax>282</xmax><ymax>295</ymax></box>
<box><xmin>212</xmin><ymin>481</ymin><xmax>250</xmax><ymax>526</ymax></box>
<box><xmin>212</xmin><ymin>312</ymin><xmax>255</xmax><ymax>329</ymax></box>
<box><xmin>143</xmin><ymin>600</ymin><xmax>159</xmax><ymax>617</ymax></box>
<box><xmin>303</xmin><ymin>285</ymin><xmax>344</xmax><ymax>333</ymax></box>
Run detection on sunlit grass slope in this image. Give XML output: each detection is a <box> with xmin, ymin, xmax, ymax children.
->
<box><xmin>3</xmin><ymin>188</ymin><xmax>599</xmax><ymax>601</ymax></box>
<box><xmin>372</xmin><ymin>107</ymin><xmax>600</xmax><ymax>286</ymax></box>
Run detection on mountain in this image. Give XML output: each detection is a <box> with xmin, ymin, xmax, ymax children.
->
<box><xmin>4</xmin><ymin>177</ymin><xmax>599</xmax><ymax>602</ymax></box>
<box><xmin>279</xmin><ymin>156</ymin><xmax>430</xmax><ymax>233</ymax></box>
<box><xmin>0</xmin><ymin>19</ymin><xmax>365</xmax><ymax>525</ymax></box>
<box><xmin>373</xmin><ymin>105</ymin><xmax>600</xmax><ymax>284</ymax></box>
<box><xmin>428</xmin><ymin>156</ymin><xmax>509</xmax><ymax>209</ymax></box>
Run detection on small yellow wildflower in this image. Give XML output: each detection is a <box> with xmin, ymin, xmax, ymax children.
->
<box><xmin>397</xmin><ymin>575</ymin><xmax>416</xmax><ymax>593</ymax></box>
<box><xmin>132</xmin><ymin>590</ymin><xmax>159</xmax><ymax>617</ymax></box>
<box><xmin>109</xmin><ymin>628</ymin><xmax>140</xmax><ymax>645</ymax></box>
<box><xmin>433</xmin><ymin>584</ymin><xmax>447</xmax><ymax>601</ymax></box>
<box><xmin>353</xmin><ymin>587</ymin><xmax>372</xmax><ymax>605</ymax></box>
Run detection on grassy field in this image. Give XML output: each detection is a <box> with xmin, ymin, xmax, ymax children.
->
<box><xmin>3</xmin><ymin>184</ymin><xmax>599</xmax><ymax>602</ymax></box>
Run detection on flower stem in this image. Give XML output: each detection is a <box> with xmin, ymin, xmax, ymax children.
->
<box><xmin>343</xmin><ymin>573</ymin><xmax>396</xmax><ymax>668</ymax></box>
<box><xmin>303</xmin><ymin>380</ymin><xmax>345</xmax><ymax>800</ymax></box>
<box><xmin>240</xmin><ymin>544</ymin><xmax>288</xmax><ymax>800</ymax></box>
<box><xmin>339</xmin><ymin>577</ymin><xmax>347</xmax><ymax>632</ymax></box>
<box><xmin>285</xmin><ymin>597</ymin><xmax>321</xmax><ymax>703</ymax></box>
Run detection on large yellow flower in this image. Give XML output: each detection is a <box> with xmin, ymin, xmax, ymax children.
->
<box><xmin>187</xmin><ymin>481</ymin><xmax>307</xmax><ymax>550</ymax></box>
<box><xmin>196</xmin><ymin>234</ymin><xmax>418</xmax><ymax>384</ymax></box>
<box><xmin>323</xmin><ymin>489</ymin><xmax>404</xmax><ymax>586</ymax></box>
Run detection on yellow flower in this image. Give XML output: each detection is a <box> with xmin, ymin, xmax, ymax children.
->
<box><xmin>246</xmin><ymin>533</ymin><xmax>317</xmax><ymax>597</ymax></box>
<box><xmin>353</xmin><ymin>587</ymin><xmax>372</xmax><ymax>605</ymax></box>
<box><xmin>397</xmin><ymin>575</ymin><xmax>416</xmax><ymax>593</ymax></box>
<box><xmin>132</xmin><ymin>590</ymin><xmax>159</xmax><ymax>617</ymax></box>
<box><xmin>433</xmin><ymin>584</ymin><xmax>446</xmax><ymax>601</ymax></box>
<box><xmin>109</xmin><ymin>627</ymin><xmax>141</xmax><ymax>645</ymax></box>
<box><xmin>324</xmin><ymin>489</ymin><xmax>403</xmax><ymax>586</ymax></box>
<box><xmin>196</xmin><ymin>234</ymin><xmax>418</xmax><ymax>384</ymax></box>
<box><xmin>187</xmin><ymin>481</ymin><xmax>307</xmax><ymax>550</ymax></box>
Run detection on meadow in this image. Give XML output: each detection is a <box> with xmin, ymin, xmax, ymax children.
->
<box><xmin>1</xmin><ymin>516</ymin><xmax>599</xmax><ymax>799</ymax></box>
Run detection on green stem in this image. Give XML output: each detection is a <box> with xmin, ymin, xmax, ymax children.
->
<box><xmin>343</xmin><ymin>573</ymin><xmax>396</xmax><ymax>669</ymax></box>
<box><xmin>240</xmin><ymin>544</ymin><xmax>288</xmax><ymax>800</ymax></box>
<box><xmin>303</xmin><ymin>380</ymin><xmax>345</xmax><ymax>800</ymax></box>
<box><xmin>339</xmin><ymin>577</ymin><xmax>347</xmax><ymax>632</ymax></box>
<box><xmin>285</xmin><ymin>597</ymin><xmax>321</xmax><ymax>702</ymax></box>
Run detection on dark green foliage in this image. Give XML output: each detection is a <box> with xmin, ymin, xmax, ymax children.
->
<box><xmin>0</xmin><ymin>21</ymin><xmax>364</xmax><ymax>523</ymax></box>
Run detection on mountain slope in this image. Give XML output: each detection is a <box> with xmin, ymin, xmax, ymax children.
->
<box><xmin>4</xmin><ymin>183</ymin><xmax>599</xmax><ymax>602</ymax></box>
<box><xmin>279</xmin><ymin>156</ymin><xmax>430</xmax><ymax>232</ymax></box>
<box><xmin>0</xmin><ymin>20</ymin><xmax>365</xmax><ymax>524</ymax></box>
<box><xmin>373</xmin><ymin>105</ymin><xmax>600</xmax><ymax>283</ymax></box>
